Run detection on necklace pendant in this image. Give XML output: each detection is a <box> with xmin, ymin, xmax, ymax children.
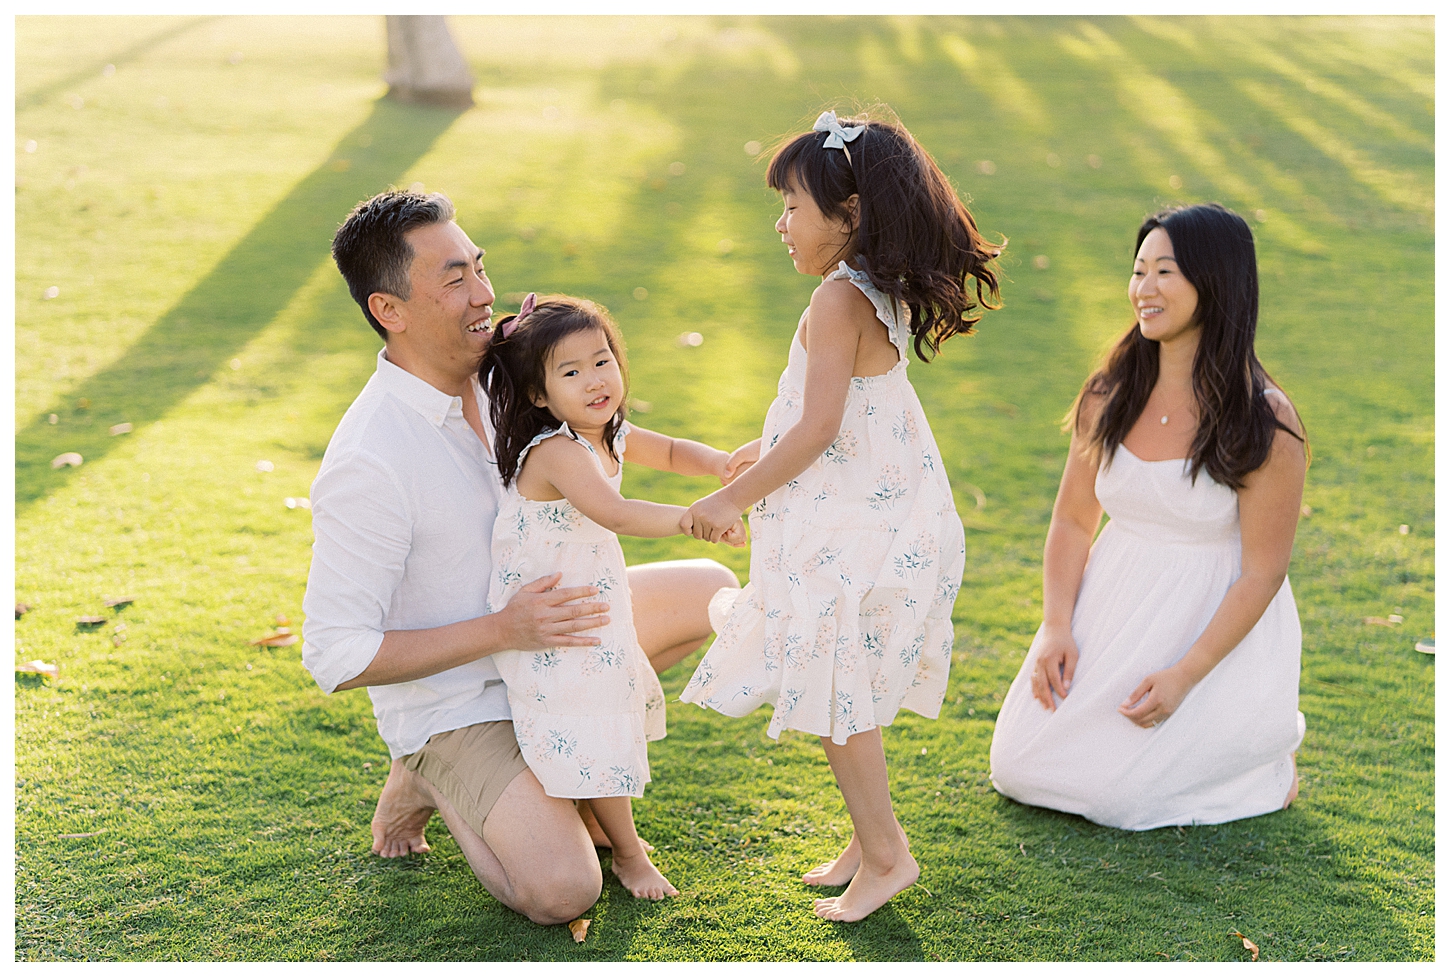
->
<box><xmin>1160</xmin><ymin>415</ymin><xmax>1169</xmax><ymax>425</ymax></box>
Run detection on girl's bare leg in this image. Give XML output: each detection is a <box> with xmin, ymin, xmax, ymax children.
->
<box><xmin>576</xmin><ymin>798</ymin><xmax>652</xmax><ymax>851</ymax></box>
<box><xmin>812</xmin><ymin>728</ymin><xmax>919</xmax><ymax>922</ymax></box>
<box><xmin>588</xmin><ymin>795</ymin><xmax>678</xmax><ymax>900</ymax></box>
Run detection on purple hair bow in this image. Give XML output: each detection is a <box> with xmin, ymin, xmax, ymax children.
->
<box><xmin>501</xmin><ymin>292</ymin><xmax>536</xmax><ymax>337</ymax></box>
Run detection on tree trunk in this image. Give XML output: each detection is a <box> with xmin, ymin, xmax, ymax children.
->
<box><xmin>383</xmin><ymin>16</ymin><xmax>474</xmax><ymax>109</ymax></box>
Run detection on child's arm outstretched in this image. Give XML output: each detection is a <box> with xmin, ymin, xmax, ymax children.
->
<box><xmin>685</xmin><ymin>280</ymin><xmax>865</xmax><ymax>542</ymax></box>
<box><xmin>622</xmin><ymin>425</ymin><xmax>731</xmax><ymax>481</ymax></box>
<box><xmin>524</xmin><ymin>434</ymin><xmax>745</xmax><ymax>544</ymax></box>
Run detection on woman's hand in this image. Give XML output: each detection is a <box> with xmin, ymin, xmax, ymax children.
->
<box><xmin>721</xmin><ymin>439</ymin><xmax>761</xmax><ymax>485</ymax></box>
<box><xmin>1118</xmin><ymin>664</ymin><xmax>1196</xmax><ymax>728</ymax></box>
<box><xmin>687</xmin><ymin>490</ymin><xmax>744</xmax><ymax>544</ymax></box>
<box><xmin>1029</xmin><ymin>624</ymin><xmax>1079</xmax><ymax>711</ymax></box>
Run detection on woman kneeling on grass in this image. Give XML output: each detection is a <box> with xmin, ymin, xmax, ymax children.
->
<box><xmin>989</xmin><ymin>203</ymin><xmax>1308</xmax><ymax>830</ymax></box>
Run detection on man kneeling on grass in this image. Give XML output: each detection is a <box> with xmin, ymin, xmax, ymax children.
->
<box><xmin>300</xmin><ymin>188</ymin><xmax>737</xmax><ymax>924</ymax></box>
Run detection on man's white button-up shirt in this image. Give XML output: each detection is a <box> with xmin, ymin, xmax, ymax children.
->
<box><xmin>302</xmin><ymin>348</ymin><xmax>507</xmax><ymax>759</ymax></box>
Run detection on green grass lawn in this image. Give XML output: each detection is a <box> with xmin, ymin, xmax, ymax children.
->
<box><xmin>13</xmin><ymin>15</ymin><xmax>1433</xmax><ymax>961</ymax></box>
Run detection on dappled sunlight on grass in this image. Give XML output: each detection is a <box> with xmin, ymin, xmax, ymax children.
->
<box><xmin>1237</xmin><ymin>80</ymin><xmax>1433</xmax><ymax>215</ymax></box>
<box><xmin>1061</xmin><ymin>21</ymin><xmax>1328</xmax><ymax>257</ymax></box>
<box><xmin>939</xmin><ymin>32</ymin><xmax>1049</xmax><ymax>134</ymax></box>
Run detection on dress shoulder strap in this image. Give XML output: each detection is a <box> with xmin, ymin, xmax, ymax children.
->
<box><xmin>516</xmin><ymin>421</ymin><xmax>582</xmax><ymax>473</ymax></box>
<box><xmin>827</xmin><ymin>261</ymin><xmax>910</xmax><ymax>359</ymax></box>
<box><xmin>517</xmin><ymin>420</ymin><xmax>628</xmax><ymax>479</ymax></box>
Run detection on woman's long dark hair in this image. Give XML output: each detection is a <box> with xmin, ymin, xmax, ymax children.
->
<box><xmin>766</xmin><ymin>105</ymin><xmax>1004</xmax><ymax>362</ymax></box>
<box><xmin>1070</xmin><ymin>203</ymin><xmax>1305</xmax><ymax>488</ymax></box>
<box><xmin>480</xmin><ymin>295</ymin><xmax>629</xmax><ymax>488</ymax></box>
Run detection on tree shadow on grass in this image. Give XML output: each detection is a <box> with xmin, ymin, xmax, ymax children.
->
<box><xmin>16</xmin><ymin>97</ymin><xmax>466</xmax><ymax>516</ymax></box>
<box><xmin>15</xmin><ymin>15</ymin><xmax>217</xmax><ymax>111</ymax></box>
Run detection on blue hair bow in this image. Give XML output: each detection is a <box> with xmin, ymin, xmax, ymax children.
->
<box><xmin>813</xmin><ymin>110</ymin><xmax>865</xmax><ymax>162</ymax></box>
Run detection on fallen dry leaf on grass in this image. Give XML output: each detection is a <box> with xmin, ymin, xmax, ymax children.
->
<box><xmin>1364</xmin><ymin>616</ymin><xmax>1403</xmax><ymax>627</ymax></box>
<box><xmin>76</xmin><ymin>616</ymin><xmax>107</xmax><ymax>627</ymax></box>
<box><xmin>58</xmin><ymin>829</ymin><xmax>106</xmax><ymax>839</ymax></box>
<box><xmin>251</xmin><ymin>628</ymin><xmax>299</xmax><ymax>647</ymax></box>
<box><xmin>109</xmin><ymin>422</ymin><xmax>133</xmax><ymax>436</ymax></box>
<box><xmin>1230</xmin><ymin>931</ymin><xmax>1260</xmax><ymax>961</ymax></box>
<box><xmin>16</xmin><ymin>603</ymin><xmax>32</xmax><ymax>619</ymax></box>
<box><xmin>51</xmin><ymin>452</ymin><xmax>83</xmax><ymax>469</ymax></box>
<box><xmin>17</xmin><ymin>660</ymin><xmax>59</xmax><ymax>678</ymax></box>
<box><xmin>104</xmin><ymin>596</ymin><xmax>136</xmax><ymax>608</ymax></box>
<box><xmin>568</xmin><ymin>918</ymin><xmax>591</xmax><ymax>943</ymax></box>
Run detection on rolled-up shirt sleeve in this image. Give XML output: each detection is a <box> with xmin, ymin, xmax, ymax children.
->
<box><xmin>302</xmin><ymin>449</ymin><xmax>412</xmax><ymax>694</ymax></box>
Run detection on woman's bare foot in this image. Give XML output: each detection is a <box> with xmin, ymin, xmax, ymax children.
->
<box><xmin>813</xmin><ymin>850</ymin><xmax>919</xmax><ymax>922</ymax></box>
<box><xmin>610</xmin><ymin>846</ymin><xmax>678</xmax><ymax>900</ymax></box>
<box><xmin>802</xmin><ymin>822</ymin><xmax>910</xmax><ymax>887</ymax></box>
<box><xmin>1283</xmin><ymin>755</ymin><xmax>1300</xmax><ymax>809</ymax></box>
<box><xmin>371</xmin><ymin>759</ymin><xmax>435</xmax><ymax>857</ymax></box>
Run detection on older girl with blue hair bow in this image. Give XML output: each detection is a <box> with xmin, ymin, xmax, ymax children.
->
<box><xmin>681</xmin><ymin>105</ymin><xmax>1005</xmax><ymax>921</ymax></box>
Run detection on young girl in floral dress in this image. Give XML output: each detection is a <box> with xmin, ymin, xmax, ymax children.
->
<box><xmin>481</xmin><ymin>294</ymin><xmax>744</xmax><ymax>900</ymax></box>
<box><xmin>681</xmin><ymin>107</ymin><xmax>1003</xmax><ymax>920</ymax></box>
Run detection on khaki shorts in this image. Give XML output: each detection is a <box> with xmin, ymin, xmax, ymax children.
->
<box><xmin>401</xmin><ymin>721</ymin><xmax>530</xmax><ymax>839</ymax></box>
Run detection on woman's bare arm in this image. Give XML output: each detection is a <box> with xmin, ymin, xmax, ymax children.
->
<box><xmin>1030</xmin><ymin>396</ymin><xmax>1106</xmax><ymax>709</ymax></box>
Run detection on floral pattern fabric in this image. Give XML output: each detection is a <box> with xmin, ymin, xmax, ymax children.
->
<box><xmin>681</xmin><ymin>263</ymin><xmax>966</xmax><ymax>745</ymax></box>
<box><xmin>489</xmin><ymin>422</ymin><xmax>666</xmax><ymax>799</ymax></box>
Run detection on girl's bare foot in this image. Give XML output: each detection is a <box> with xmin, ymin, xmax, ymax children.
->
<box><xmin>371</xmin><ymin>760</ymin><xmax>434</xmax><ymax>857</ymax></box>
<box><xmin>1283</xmin><ymin>754</ymin><xmax>1300</xmax><ymax>809</ymax></box>
<box><xmin>610</xmin><ymin>846</ymin><xmax>678</xmax><ymax>900</ymax></box>
<box><xmin>802</xmin><ymin>822</ymin><xmax>909</xmax><ymax>886</ymax></box>
<box><xmin>813</xmin><ymin>850</ymin><xmax>919</xmax><ymax>922</ymax></box>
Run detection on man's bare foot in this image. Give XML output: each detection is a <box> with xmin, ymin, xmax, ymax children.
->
<box><xmin>1283</xmin><ymin>755</ymin><xmax>1300</xmax><ymax>809</ymax></box>
<box><xmin>812</xmin><ymin>851</ymin><xmax>919</xmax><ymax>922</ymax></box>
<box><xmin>610</xmin><ymin>846</ymin><xmax>678</xmax><ymax>900</ymax></box>
<box><xmin>371</xmin><ymin>759</ymin><xmax>435</xmax><ymax>857</ymax></box>
<box><xmin>802</xmin><ymin>822</ymin><xmax>910</xmax><ymax>886</ymax></box>
<box><xmin>577</xmin><ymin>800</ymin><xmax>653</xmax><ymax>852</ymax></box>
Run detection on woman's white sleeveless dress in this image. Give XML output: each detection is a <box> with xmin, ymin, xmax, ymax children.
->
<box><xmin>680</xmin><ymin>262</ymin><xmax>966</xmax><ymax>745</ymax></box>
<box><xmin>989</xmin><ymin>443</ymin><xmax>1305</xmax><ymax>830</ymax></box>
<box><xmin>489</xmin><ymin>422</ymin><xmax>666</xmax><ymax>799</ymax></box>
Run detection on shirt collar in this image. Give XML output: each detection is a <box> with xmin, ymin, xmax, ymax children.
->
<box><xmin>374</xmin><ymin>348</ymin><xmax>467</xmax><ymax>429</ymax></box>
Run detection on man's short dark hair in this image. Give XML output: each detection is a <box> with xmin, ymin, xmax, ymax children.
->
<box><xmin>332</xmin><ymin>189</ymin><xmax>456</xmax><ymax>340</ymax></box>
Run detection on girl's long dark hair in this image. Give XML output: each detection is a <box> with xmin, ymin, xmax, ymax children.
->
<box><xmin>480</xmin><ymin>295</ymin><xmax>629</xmax><ymax>488</ymax></box>
<box><xmin>1070</xmin><ymin>203</ymin><xmax>1305</xmax><ymax>489</ymax></box>
<box><xmin>766</xmin><ymin>105</ymin><xmax>1004</xmax><ymax>362</ymax></box>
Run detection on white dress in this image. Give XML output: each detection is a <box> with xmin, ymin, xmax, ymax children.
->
<box><xmin>489</xmin><ymin>422</ymin><xmax>666</xmax><ymax>799</ymax></box>
<box><xmin>680</xmin><ymin>262</ymin><xmax>966</xmax><ymax>745</ymax></box>
<box><xmin>989</xmin><ymin>443</ymin><xmax>1306</xmax><ymax>830</ymax></box>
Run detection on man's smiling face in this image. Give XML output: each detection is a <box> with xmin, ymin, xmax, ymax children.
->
<box><xmin>392</xmin><ymin>220</ymin><xmax>496</xmax><ymax>384</ymax></box>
